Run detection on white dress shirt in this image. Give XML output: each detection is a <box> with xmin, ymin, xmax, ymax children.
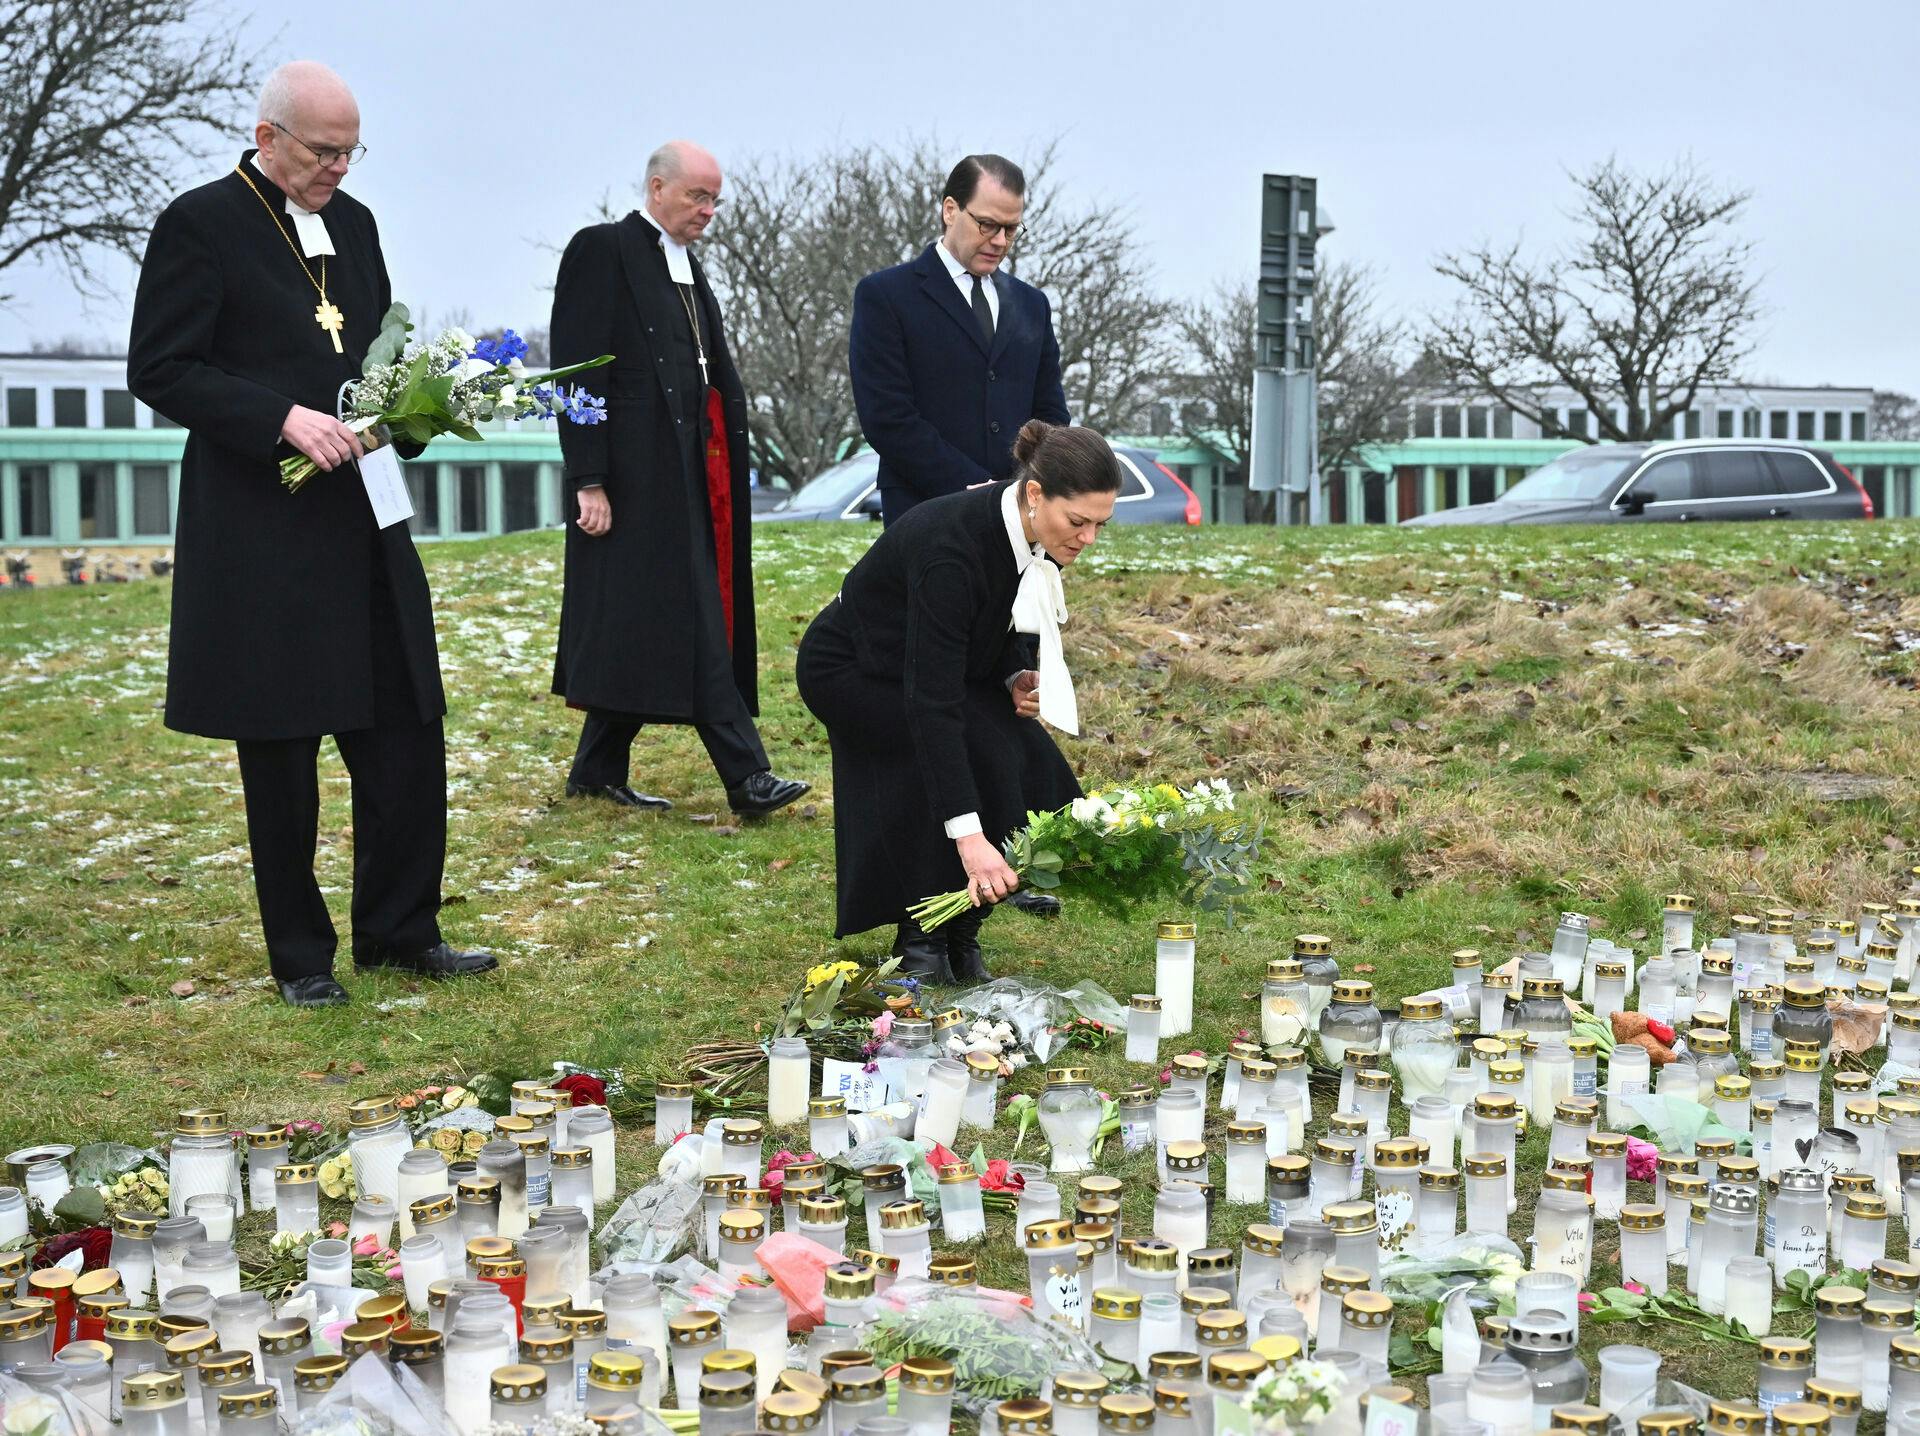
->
<box><xmin>637</xmin><ymin>204</ymin><xmax>696</xmax><ymax>285</ymax></box>
<box><xmin>942</xmin><ymin>483</ymin><xmax>1079</xmax><ymax>841</ymax></box>
<box><xmin>249</xmin><ymin>154</ymin><xmax>334</xmax><ymax>259</ymax></box>
<box><xmin>936</xmin><ymin>241</ymin><xmax>999</xmax><ymax>328</ymax></box>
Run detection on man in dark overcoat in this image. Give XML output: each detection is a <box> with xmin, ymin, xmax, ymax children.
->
<box><xmin>548</xmin><ymin>140</ymin><xmax>807</xmax><ymax>817</ymax></box>
<box><xmin>127</xmin><ymin>61</ymin><xmax>493</xmax><ymax>1007</ymax></box>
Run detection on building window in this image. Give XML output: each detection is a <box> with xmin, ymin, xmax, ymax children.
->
<box><xmin>457</xmin><ymin>465</ymin><xmax>487</xmax><ymax>532</ymax></box>
<box><xmin>1440</xmin><ymin>406</ymin><xmax>1461</xmax><ymax>439</ymax></box>
<box><xmin>103</xmin><ymin>390</ymin><xmax>136</xmax><ymax>428</ymax></box>
<box><xmin>1796</xmin><ymin>411</ymin><xmax>1815</xmax><ymax>441</ymax></box>
<box><xmin>1851</xmin><ymin>412</ymin><xmax>1867</xmax><ymax>442</ymax></box>
<box><xmin>1684</xmin><ymin>410</ymin><xmax>1702</xmax><ymax>439</ymax></box>
<box><xmin>132</xmin><ymin>466</ymin><xmax>171</xmax><ymax>535</ymax></box>
<box><xmin>1769</xmin><ymin>411</ymin><xmax>1789</xmax><ymax>439</ymax></box>
<box><xmin>79</xmin><ymin>464</ymin><xmax>118</xmax><ymax>538</ymax></box>
<box><xmin>1823</xmin><ymin>412</ymin><xmax>1842</xmax><ymax>442</ymax></box>
<box><xmin>501</xmin><ymin>463</ymin><xmax>540</xmax><ymax>532</ymax></box>
<box><xmin>406</xmin><ymin>465</ymin><xmax>440</xmax><ymax>536</ymax></box>
<box><xmin>1567</xmin><ymin>409</ymin><xmax>1591</xmax><ymax>439</ymax></box>
<box><xmin>6</xmin><ymin>389</ymin><xmax>36</xmax><ymax>427</ymax></box>
<box><xmin>1743</xmin><ymin>409</ymin><xmax>1762</xmax><ymax>438</ymax></box>
<box><xmin>52</xmin><ymin>389</ymin><xmax>87</xmax><ymax>427</ymax></box>
<box><xmin>1467</xmin><ymin>466</ymin><xmax>1497</xmax><ymax>505</ymax></box>
<box><xmin>1414</xmin><ymin>405</ymin><xmax>1436</xmax><ymax>439</ymax></box>
<box><xmin>16</xmin><ymin>466</ymin><xmax>52</xmax><ymax>537</ymax></box>
<box><xmin>1717</xmin><ymin>410</ymin><xmax>1736</xmax><ymax>438</ymax></box>
<box><xmin>1493</xmin><ymin>406</ymin><xmax>1513</xmax><ymax>439</ymax></box>
<box><xmin>1439</xmin><ymin>468</ymin><xmax>1459</xmax><ymax>508</ymax></box>
<box><xmin>1466</xmin><ymin>406</ymin><xmax>1488</xmax><ymax>439</ymax></box>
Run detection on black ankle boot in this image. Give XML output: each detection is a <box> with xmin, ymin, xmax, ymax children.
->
<box><xmin>891</xmin><ymin>917</ymin><xmax>953</xmax><ymax>985</ymax></box>
<box><xmin>945</xmin><ymin>905</ymin><xmax>993</xmax><ymax>985</ymax></box>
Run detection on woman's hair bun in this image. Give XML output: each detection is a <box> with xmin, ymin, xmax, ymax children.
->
<box><xmin>1012</xmin><ymin>418</ymin><xmax>1053</xmax><ymax>468</ymax></box>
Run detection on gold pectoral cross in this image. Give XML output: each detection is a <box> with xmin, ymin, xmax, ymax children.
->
<box><xmin>315</xmin><ymin>299</ymin><xmax>345</xmax><ymax>353</ymax></box>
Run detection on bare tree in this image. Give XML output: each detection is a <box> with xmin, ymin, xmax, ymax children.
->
<box><xmin>1315</xmin><ymin>260</ymin><xmax>1417</xmax><ymax>478</ymax></box>
<box><xmin>1426</xmin><ymin>157</ymin><xmax>1762</xmax><ymax>442</ymax></box>
<box><xmin>0</xmin><ymin>0</ymin><xmax>264</xmax><ymax>303</ymax></box>
<box><xmin>1173</xmin><ymin>261</ymin><xmax>1411</xmax><ymax>519</ymax></box>
<box><xmin>1172</xmin><ymin>281</ymin><xmax>1256</xmax><ymax>475</ymax></box>
<box><xmin>1873</xmin><ymin>391</ymin><xmax>1920</xmax><ymax>441</ymax></box>
<box><xmin>685</xmin><ymin>137</ymin><xmax>1173</xmax><ymax>489</ymax></box>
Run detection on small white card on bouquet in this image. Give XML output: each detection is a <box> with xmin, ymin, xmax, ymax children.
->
<box><xmin>358</xmin><ymin>444</ymin><xmax>414</xmax><ymax>529</ymax></box>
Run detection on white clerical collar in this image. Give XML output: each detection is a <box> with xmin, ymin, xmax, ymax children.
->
<box><xmin>249</xmin><ymin>154</ymin><xmax>334</xmax><ymax>259</ymax></box>
<box><xmin>1001</xmin><ymin>481</ymin><xmax>1038</xmax><ymax>573</ymax></box>
<box><xmin>637</xmin><ymin>206</ymin><xmax>695</xmax><ymax>285</ymax></box>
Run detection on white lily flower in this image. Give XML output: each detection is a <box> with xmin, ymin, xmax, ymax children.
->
<box><xmin>457</xmin><ymin>357</ymin><xmax>494</xmax><ymax>381</ymax></box>
<box><xmin>507</xmin><ymin>358</ymin><xmax>528</xmax><ymax>379</ymax></box>
<box><xmin>496</xmin><ymin>384</ymin><xmax>517</xmax><ymax>411</ymax></box>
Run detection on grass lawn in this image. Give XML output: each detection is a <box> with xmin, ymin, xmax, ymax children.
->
<box><xmin>4</xmin><ymin>515</ymin><xmax>1918</xmax><ymax>1412</ymax></box>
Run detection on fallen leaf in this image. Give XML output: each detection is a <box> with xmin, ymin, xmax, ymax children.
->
<box><xmin>769</xmin><ymin>859</ymin><xmax>794</xmax><ymax>872</ymax></box>
<box><xmin>347</xmin><ymin>1061</ymin><xmax>367</xmax><ymax>1075</ymax></box>
<box><xmin>1355</xmin><ymin>963</ymin><xmax>1376</xmax><ymax>974</ymax></box>
<box><xmin>169</xmin><ymin>980</ymin><xmax>196</xmax><ymax>998</ymax></box>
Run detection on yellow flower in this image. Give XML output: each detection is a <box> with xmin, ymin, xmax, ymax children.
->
<box><xmin>461</xmin><ymin>1131</ymin><xmax>488</xmax><ymax>1157</ymax></box>
<box><xmin>440</xmin><ymin>1086</ymin><xmax>472</xmax><ymax>1110</ymax></box>
<box><xmin>316</xmin><ymin>1156</ymin><xmax>354</xmax><ymax>1201</ymax></box>
<box><xmin>804</xmin><ymin>960</ymin><xmax>859</xmax><ymax>992</ymax></box>
<box><xmin>429</xmin><ymin>1129</ymin><xmax>463</xmax><ymax>1155</ymax></box>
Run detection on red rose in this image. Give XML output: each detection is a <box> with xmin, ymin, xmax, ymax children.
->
<box><xmin>33</xmin><ymin>1227</ymin><xmax>112</xmax><ymax>1271</ymax></box>
<box><xmin>552</xmin><ymin>1073</ymin><xmax>607</xmax><ymax>1108</ymax></box>
<box><xmin>980</xmin><ymin>1159</ymin><xmax>1024</xmax><ymax>1193</ymax></box>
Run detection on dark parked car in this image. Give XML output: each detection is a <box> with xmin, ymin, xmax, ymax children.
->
<box><xmin>755</xmin><ymin>443</ymin><xmax>1203</xmax><ymax>525</ymax></box>
<box><xmin>1401</xmin><ymin>441</ymin><xmax>1873</xmax><ymax>526</ymax></box>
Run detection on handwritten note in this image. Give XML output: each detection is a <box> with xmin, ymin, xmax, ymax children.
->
<box><xmin>1365</xmin><ymin>1395</ymin><xmax>1417</xmax><ymax>1436</ymax></box>
<box><xmin>820</xmin><ymin>1058</ymin><xmax>886</xmax><ymax>1113</ymax></box>
<box><xmin>356</xmin><ymin>444</ymin><xmax>413</xmax><ymax>529</ymax></box>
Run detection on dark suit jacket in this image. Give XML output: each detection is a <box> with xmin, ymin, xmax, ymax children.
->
<box><xmin>849</xmin><ymin>244</ymin><xmax>1070</xmax><ymax>526</ymax></box>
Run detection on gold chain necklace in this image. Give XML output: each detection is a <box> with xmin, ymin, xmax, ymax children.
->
<box><xmin>234</xmin><ymin>164</ymin><xmax>345</xmax><ymax>353</ymax></box>
<box><xmin>674</xmin><ymin>281</ymin><xmax>709</xmax><ymax>386</ymax></box>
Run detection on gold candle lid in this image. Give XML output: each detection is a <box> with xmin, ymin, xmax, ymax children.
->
<box><xmin>1803</xmin><ymin>1384</ymin><xmax>1861</xmax><ymax>1418</ymax></box>
<box><xmin>701</xmin><ymin>1348</ymin><xmax>755</xmax><ymax>1375</ymax></box>
<box><xmin>1158</xmin><ymin>921</ymin><xmax>1197</xmax><ymax>940</ymax></box>
<box><xmin>339</xmin><ymin>1321</ymin><xmax>390</xmax><ymax>1358</ymax></box>
<box><xmin>174</xmin><ymin>1107</ymin><xmax>227</xmax><ymax>1136</ymax></box>
<box><xmin>928</xmin><ymin>1253</ymin><xmax>977</xmax><ymax>1286</ymax></box>
<box><xmin>718</xmin><ymin>1208</ymin><xmax>766</xmax><ymax>1241</ymax></box>
<box><xmin>878</xmin><ymin>1198</ymin><xmax>926</xmax><ymax>1229</ymax></box>
<box><xmin>346</xmin><ymin>1096</ymin><xmax>400</xmax><ymax>1128</ymax></box>
<box><xmin>1705</xmin><ymin>1400</ymin><xmax>1767</xmax><ymax>1436</ymax></box>
<box><xmin>761</xmin><ymin>1389</ymin><xmax>826</xmax><ymax>1428</ymax></box>
<box><xmin>293</xmin><ymin>1355</ymin><xmax>348</xmax><ymax>1391</ymax></box>
<box><xmin>829</xmin><ymin>1365</ymin><xmax>886</xmax><ymax>1401</ymax></box>
<box><xmin>1464</xmin><ymin>1151</ymin><xmax>1507</xmax><ymax>1178</ymax></box>
<box><xmin>1636</xmin><ymin>1413</ymin><xmax>1699</xmax><ymax>1436</ymax></box>
<box><xmin>258</xmin><ymin>1317</ymin><xmax>311</xmax><ymax>1355</ymax></box>
<box><xmin>390</xmin><ymin>1329</ymin><xmax>445</xmax><ymax>1362</ymax></box>
<box><xmin>1760</xmin><ymin>1336</ymin><xmax>1813</xmax><ymax>1367</ymax></box>
<box><xmin>586</xmin><ymin>1351</ymin><xmax>645</xmax><ymax>1388</ymax></box>
<box><xmin>1125</xmin><ymin>1237</ymin><xmax>1180</xmax><ymax>1272</ymax></box>
<box><xmin>669</xmin><ymin>1309</ymin><xmax>722</xmax><ymax>1344</ymax></box>
<box><xmin>1091</xmin><ymin>1287</ymin><xmax>1142</xmax><ymax>1320</ymax></box>
<box><xmin>1554</xmin><ymin>1408</ymin><xmax>1613</xmax><ymax>1435</ymax></box>
<box><xmin>996</xmin><ymin>1397</ymin><xmax>1053</xmax><ymax>1434</ymax></box>
<box><xmin>466</xmin><ymin>1235</ymin><xmax>513</xmax><ymax>1265</ymax></box>
<box><xmin>809</xmin><ymin>1095</ymin><xmax>848</xmax><ymax>1117</ymax></box>
<box><xmin>556</xmin><ymin>1308</ymin><xmax>606</xmax><ymax>1338</ymax></box>
<box><xmin>860</xmin><ymin>1163</ymin><xmax>905</xmax><ymax>1190</ymax></box>
<box><xmin>1619</xmin><ymin>1203</ymin><xmax>1665</xmax><ymax>1231</ymax></box>
<box><xmin>1331</xmin><ymin>979</ymin><xmax>1375</xmax><ymax>1003</ymax></box>
<box><xmin>164</xmin><ymin>1328</ymin><xmax>219</xmax><ymax>1367</ymax></box>
<box><xmin>491</xmin><ymin>1365</ymin><xmax>547</xmax><ymax>1404</ymax></box>
<box><xmin>122</xmin><ymin>1371</ymin><xmax>187</xmax><ymax>1408</ymax></box>
<box><xmin>1342</xmin><ymin>1290</ymin><xmax>1393</xmax><ymax>1328</ymax></box>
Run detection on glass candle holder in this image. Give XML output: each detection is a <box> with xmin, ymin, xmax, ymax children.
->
<box><xmin>349</xmin><ymin>1195</ymin><xmax>395</xmax><ymax>1251</ymax></box>
<box><xmin>242</xmin><ymin>1129</ymin><xmax>286</xmax><ymax>1215</ymax></box>
<box><xmin>151</xmin><ymin>1216</ymin><xmax>206</xmax><ymax>1302</ymax></box>
<box><xmin>394</xmin><ymin>1152</ymin><xmax>449</xmax><ymax>1242</ymax></box>
<box><xmin>1126</xmin><ymin>995</ymin><xmax>1162</xmax><ymax>1065</ymax></box>
<box><xmin>111</xmin><ymin>1211</ymin><xmax>159</xmax><ymax>1305</ymax></box>
<box><xmin>1124</xmin><ymin>1237</ymin><xmax>1183</xmax><ymax>1300</ymax></box>
<box><xmin>1725</xmin><ymin>1256</ymin><xmax>1773</xmax><ymax>1340</ymax></box>
<box><xmin>1309</xmin><ymin>1139</ymin><xmax>1356</xmax><ymax>1218</ymax></box>
<box><xmin>1156</xmin><ymin>922</ymin><xmax>1196</xmax><ymax>1037</ymax></box>
<box><xmin>655</xmin><ymin>1082</ymin><xmax>695</xmax><ymax>1146</ymax></box>
<box><xmin>551</xmin><ymin>1148</ymin><xmax>595</xmax><ymax>1221</ymax></box>
<box><xmin>918</xmin><ymin>1058</ymin><xmax>968</xmax><ymax>1151</ymax></box>
<box><xmin>767</xmin><ymin>1035</ymin><xmax>811</xmax><ymax>1128</ymax></box>
<box><xmin>723</xmin><ymin>1285</ymin><xmax>790</xmax><ymax>1403</ymax></box>
<box><xmin>808</xmin><ymin>1096</ymin><xmax>851</xmax><ymax>1159</ymax></box>
<box><xmin>1224</xmin><ymin>1124</ymin><xmax>1266</xmax><ymax>1205</ymax></box>
<box><xmin>936</xmin><ymin>1162</ymin><xmax>986</xmax><ymax>1243</ymax></box>
<box><xmin>345</xmin><ymin>1097</ymin><xmax>412</xmax><ymax>1208</ymax></box>
<box><xmin>182</xmin><ymin>1242</ymin><xmax>241</xmax><ymax>1299</ymax></box>
<box><xmin>167</xmin><ymin>1111</ymin><xmax>238</xmax><ymax>1219</ymax></box>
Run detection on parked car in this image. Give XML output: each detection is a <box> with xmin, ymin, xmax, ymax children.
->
<box><xmin>755</xmin><ymin>444</ymin><xmax>1203</xmax><ymax>525</ymax></box>
<box><xmin>1400</xmin><ymin>441</ymin><xmax>1873</xmax><ymax>526</ymax></box>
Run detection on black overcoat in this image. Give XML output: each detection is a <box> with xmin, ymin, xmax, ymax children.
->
<box><xmin>127</xmin><ymin>153</ymin><xmax>444</xmax><ymax>741</ymax></box>
<box><xmin>547</xmin><ymin>214</ymin><xmax>758</xmax><ymax>722</ymax></box>
<box><xmin>795</xmin><ymin>482</ymin><xmax>1082</xmax><ymax>936</ymax></box>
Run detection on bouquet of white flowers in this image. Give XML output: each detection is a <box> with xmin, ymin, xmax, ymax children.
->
<box><xmin>1245</xmin><ymin>1358</ymin><xmax>1349</xmax><ymax>1435</ymax></box>
<box><xmin>910</xmin><ymin>777</ymin><xmax>1260</xmax><ymax>931</ymax></box>
<box><xmin>280</xmin><ymin>307</ymin><xmax>612</xmax><ymax>492</ymax></box>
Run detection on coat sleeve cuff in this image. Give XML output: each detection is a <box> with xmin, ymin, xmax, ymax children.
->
<box><xmin>944</xmin><ymin>812</ymin><xmax>983</xmax><ymax>839</ymax></box>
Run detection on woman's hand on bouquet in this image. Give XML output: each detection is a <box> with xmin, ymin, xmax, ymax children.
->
<box><xmin>1010</xmin><ymin>669</ymin><xmax>1040</xmax><ymax>720</ymax></box>
<box><xmin>281</xmin><ymin>404</ymin><xmax>365</xmax><ymax>471</ymax></box>
<box><xmin>957</xmin><ymin>831</ymin><xmax>1020</xmax><ymax>906</ymax></box>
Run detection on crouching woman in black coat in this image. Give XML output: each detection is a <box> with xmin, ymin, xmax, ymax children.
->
<box><xmin>796</xmin><ymin>421</ymin><xmax>1121</xmax><ymax>982</ymax></box>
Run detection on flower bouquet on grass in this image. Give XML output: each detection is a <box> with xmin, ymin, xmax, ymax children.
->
<box><xmin>280</xmin><ymin>307</ymin><xmax>613</xmax><ymax>492</ymax></box>
<box><xmin>910</xmin><ymin>778</ymin><xmax>1261</xmax><ymax>932</ymax></box>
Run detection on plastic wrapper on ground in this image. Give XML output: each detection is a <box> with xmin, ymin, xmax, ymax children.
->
<box><xmin>0</xmin><ymin>1373</ymin><xmax>94</xmax><ymax>1436</ymax></box>
<box><xmin>596</xmin><ymin>1176</ymin><xmax>704</xmax><ymax>1269</ymax></box>
<box><xmin>1381</xmin><ymin>1232</ymin><xmax>1526</xmax><ymax>1311</ymax></box>
<box><xmin>294</xmin><ymin>1352</ymin><xmax>454</xmax><ymax>1436</ymax></box>
<box><xmin>950</xmin><ymin>977</ymin><xmax>1127</xmax><ymax>1063</ymax></box>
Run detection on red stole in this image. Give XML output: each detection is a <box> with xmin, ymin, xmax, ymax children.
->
<box><xmin>703</xmin><ymin>386</ymin><xmax>734</xmax><ymax>647</ymax></box>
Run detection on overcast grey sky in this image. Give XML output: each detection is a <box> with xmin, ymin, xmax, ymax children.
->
<box><xmin>7</xmin><ymin>0</ymin><xmax>1918</xmax><ymax>396</ymax></box>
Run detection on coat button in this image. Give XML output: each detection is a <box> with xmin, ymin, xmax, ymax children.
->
<box><xmin>988</xmin><ymin>370</ymin><xmax>997</xmax><ymax>381</ymax></box>
<box><xmin>989</xmin><ymin>421</ymin><xmax>1001</xmax><ymax>433</ymax></box>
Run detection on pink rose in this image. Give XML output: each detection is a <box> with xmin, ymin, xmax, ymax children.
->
<box><xmin>352</xmin><ymin>1234</ymin><xmax>381</xmax><ymax>1257</ymax></box>
<box><xmin>326</xmin><ymin>1221</ymin><xmax>347</xmax><ymax>1238</ymax></box>
<box><xmin>1625</xmin><ymin>1136</ymin><xmax>1659</xmax><ymax>1182</ymax></box>
<box><xmin>871</xmin><ymin>1011</ymin><xmax>895</xmax><ymax>1041</ymax></box>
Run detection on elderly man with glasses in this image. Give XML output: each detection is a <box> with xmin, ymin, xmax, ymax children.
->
<box><xmin>849</xmin><ymin>153</ymin><xmax>1070</xmax><ymax>530</ymax></box>
<box><xmin>128</xmin><ymin>60</ymin><xmax>493</xmax><ymax>1007</ymax></box>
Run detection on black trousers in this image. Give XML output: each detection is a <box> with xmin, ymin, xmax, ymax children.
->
<box><xmin>569</xmin><ymin>702</ymin><xmax>768</xmax><ymax>791</ymax></box>
<box><xmin>231</xmin><ymin>543</ymin><xmax>445</xmax><ymax>982</ymax></box>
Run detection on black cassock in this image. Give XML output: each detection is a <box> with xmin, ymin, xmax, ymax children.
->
<box><xmin>795</xmin><ymin>482</ymin><xmax>1083</xmax><ymax>937</ymax></box>
<box><xmin>548</xmin><ymin>214</ymin><xmax>765</xmax><ymax>789</ymax></box>
<box><xmin>127</xmin><ymin>152</ymin><xmax>446</xmax><ymax>982</ymax></box>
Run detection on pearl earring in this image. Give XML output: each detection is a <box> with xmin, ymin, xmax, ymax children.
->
<box><xmin>1027</xmin><ymin>506</ymin><xmax>1036</xmax><ymax>521</ymax></box>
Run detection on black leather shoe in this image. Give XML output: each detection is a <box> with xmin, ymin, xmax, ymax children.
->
<box><xmin>945</xmin><ymin>907</ymin><xmax>993</xmax><ymax>985</ymax></box>
<box><xmin>566</xmin><ymin>781</ymin><xmax>672</xmax><ymax>810</ymax></box>
<box><xmin>354</xmin><ymin>941</ymin><xmax>499</xmax><ymax>979</ymax></box>
<box><xmin>891</xmin><ymin>919</ymin><xmax>953</xmax><ymax>985</ymax></box>
<box><xmin>727</xmin><ymin>770</ymin><xmax>810</xmax><ymax>817</ymax></box>
<box><xmin>1006</xmin><ymin>889</ymin><xmax>1062</xmax><ymax>918</ymax></box>
<box><xmin>277</xmin><ymin>975</ymin><xmax>349</xmax><ymax>1008</ymax></box>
